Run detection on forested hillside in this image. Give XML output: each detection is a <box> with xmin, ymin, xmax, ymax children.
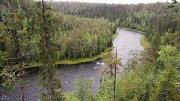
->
<box><xmin>49</xmin><ymin>1</ymin><xmax>180</xmax><ymax>65</ymax></box>
<box><xmin>50</xmin><ymin>2</ymin><xmax>180</xmax><ymax>35</ymax></box>
<box><xmin>0</xmin><ymin>0</ymin><xmax>180</xmax><ymax>101</ymax></box>
<box><xmin>0</xmin><ymin>0</ymin><xmax>115</xmax><ymax>71</ymax></box>
<box><xmin>49</xmin><ymin>1</ymin><xmax>180</xmax><ymax>101</ymax></box>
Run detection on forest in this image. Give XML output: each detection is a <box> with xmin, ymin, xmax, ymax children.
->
<box><xmin>0</xmin><ymin>0</ymin><xmax>180</xmax><ymax>101</ymax></box>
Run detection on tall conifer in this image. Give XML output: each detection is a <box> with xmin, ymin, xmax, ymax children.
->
<box><xmin>34</xmin><ymin>0</ymin><xmax>64</xmax><ymax>100</ymax></box>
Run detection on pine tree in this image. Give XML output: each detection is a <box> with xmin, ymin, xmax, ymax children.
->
<box><xmin>101</xmin><ymin>52</ymin><xmax>122</xmax><ymax>101</ymax></box>
<box><xmin>0</xmin><ymin>0</ymin><xmax>29</xmax><ymax>101</ymax></box>
<box><xmin>34</xmin><ymin>0</ymin><xmax>64</xmax><ymax>100</ymax></box>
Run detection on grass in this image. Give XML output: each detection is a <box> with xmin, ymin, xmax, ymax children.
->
<box><xmin>55</xmin><ymin>47</ymin><xmax>113</xmax><ymax>65</ymax></box>
<box><xmin>112</xmin><ymin>31</ymin><xmax>119</xmax><ymax>40</ymax></box>
<box><xmin>6</xmin><ymin>29</ymin><xmax>138</xmax><ymax>70</ymax></box>
<box><xmin>21</xmin><ymin>32</ymin><xmax>117</xmax><ymax>69</ymax></box>
<box><xmin>140</xmin><ymin>37</ymin><xmax>151</xmax><ymax>50</ymax></box>
<box><xmin>6</xmin><ymin>47</ymin><xmax>113</xmax><ymax>71</ymax></box>
<box><xmin>5</xmin><ymin>28</ymin><xmax>149</xmax><ymax>70</ymax></box>
<box><xmin>24</xmin><ymin>63</ymin><xmax>42</xmax><ymax>69</ymax></box>
<box><xmin>14</xmin><ymin>46</ymin><xmax>113</xmax><ymax>70</ymax></box>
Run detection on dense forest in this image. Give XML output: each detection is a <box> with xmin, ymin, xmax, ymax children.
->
<box><xmin>0</xmin><ymin>0</ymin><xmax>180</xmax><ymax>101</ymax></box>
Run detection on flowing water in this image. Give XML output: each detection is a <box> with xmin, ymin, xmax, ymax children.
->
<box><xmin>0</xmin><ymin>29</ymin><xmax>144</xmax><ymax>101</ymax></box>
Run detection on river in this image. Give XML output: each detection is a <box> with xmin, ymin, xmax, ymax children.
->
<box><xmin>0</xmin><ymin>29</ymin><xmax>144</xmax><ymax>101</ymax></box>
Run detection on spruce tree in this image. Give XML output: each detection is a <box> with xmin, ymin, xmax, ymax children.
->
<box><xmin>34</xmin><ymin>0</ymin><xmax>64</xmax><ymax>100</ymax></box>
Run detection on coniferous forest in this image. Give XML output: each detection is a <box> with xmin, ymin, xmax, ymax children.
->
<box><xmin>0</xmin><ymin>0</ymin><xmax>180</xmax><ymax>101</ymax></box>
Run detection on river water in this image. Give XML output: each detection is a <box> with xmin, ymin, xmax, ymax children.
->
<box><xmin>0</xmin><ymin>29</ymin><xmax>144</xmax><ymax>101</ymax></box>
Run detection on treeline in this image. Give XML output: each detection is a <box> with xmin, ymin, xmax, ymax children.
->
<box><xmin>49</xmin><ymin>1</ymin><xmax>180</xmax><ymax>101</ymax></box>
<box><xmin>49</xmin><ymin>1</ymin><xmax>180</xmax><ymax>66</ymax></box>
<box><xmin>50</xmin><ymin>1</ymin><xmax>180</xmax><ymax>43</ymax></box>
<box><xmin>53</xmin><ymin>15</ymin><xmax>114</xmax><ymax>59</ymax></box>
<box><xmin>0</xmin><ymin>0</ymin><xmax>115</xmax><ymax>70</ymax></box>
<box><xmin>0</xmin><ymin>0</ymin><xmax>116</xmax><ymax>100</ymax></box>
<box><xmin>0</xmin><ymin>0</ymin><xmax>180</xmax><ymax>101</ymax></box>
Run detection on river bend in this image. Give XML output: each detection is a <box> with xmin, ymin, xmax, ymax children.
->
<box><xmin>0</xmin><ymin>29</ymin><xmax>144</xmax><ymax>101</ymax></box>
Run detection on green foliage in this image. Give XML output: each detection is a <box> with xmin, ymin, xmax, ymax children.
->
<box><xmin>127</xmin><ymin>50</ymin><xmax>143</xmax><ymax>70</ymax></box>
<box><xmin>64</xmin><ymin>75</ymin><xmax>94</xmax><ymax>101</ymax></box>
<box><xmin>55</xmin><ymin>47</ymin><xmax>113</xmax><ymax>65</ymax></box>
<box><xmin>150</xmin><ymin>67</ymin><xmax>179</xmax><ymax>101</ymax></box>
<box><xmin>102</xmin><ymin>52</ymin><xmax>122</xmax><ymax>78</ymax></box>
<box><xmin>116</xmin><ymin>69</ymin><xmax>152</xmax><ymax>101</ymax></box>
<box><xmin>50</xmin><ymin>1</ymin><xmax>180</xmax><ymax>51</ymax></box>
<box><xmin>0</xmin><ymin>51</ymin><xmax>3</xmax><ymax>69</ymax></box>
<box><xmin>167</xmin><ymin>0</ymin><xmax>178</xmax><ymax>12</ymax></box>
<box><xmin>1</xmin><ymin>3</ymin><xmax>115</xmax><ymax>67</ymax></box>
<box><xmin>0</xmin><ymin>1</ymin><xmax>30</xmax><ymax>101</ymax></box>
<box><xmin>156</xmin><ymin>45</ymin><xmax>180</xmax><ymax>81</ymax></box>
<box><xmin>168</xmin><ymin>32</ymin><xmax>180</xmax><ymax>50</ymax></box>
<box><xmin>1</xmin><ymin>0</ymin><xmax>180</xmax><ymax>100</ymax></box>
<box><xmin>116</xmin><ymin>45</ymin><xmax>180</xmax><ymax>101</ymax></box>
<box><xmin>140</xmin><ymin>37</ymin><xmax>151</xmax><ymax>50</ymax></box>
<box><xmin>53</xmin><ymin>15</ymin><xmax>114</xmax><ymax>60</ymax></box>
<box><xmin>73</xmin><ymin>75</ymin><xmax>94</xmax><ymax>101</ymax></box>
<box><xmin>95</xmin><ymin>79</ymin><xmax>114</xmax><ymax>101</ymax></box>
<box><xmin>34</xmin><ymin>1</ymin><xmax>64</xmax><ymax>101</ymax></box>
<box><xmin>0</xmin><ymin>68</ymin><xmax>28</xmax><ymax>89</ymax></box>
<box><xmin>151</xmin><ymin>45</ymin><xmax>180</xmax><ymax>100</ymax></box>
<box><xmin>157</xmin><ymin>45</ymin><xmax>180</xmax><ymax>69</ymax></box>
<box><xmin>0</xmin><ymin>69</ymin><xmax>17</xmax><ymax>89</ymax></box>
<box><xmin>64</xmin><ymin>92</ymin><xmax>79</xmax><ymax>101</ymax></box>
<box><xmin>101</xmin><ymin>52</ymin><xmax>122</xmax><ymax>101</ymax></box>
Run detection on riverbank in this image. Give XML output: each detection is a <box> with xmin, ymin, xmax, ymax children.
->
<box><xmin>20</xmin><ymin>46</ymin><xmax>113</xmax><ymax>70</ymax></box>
<box><xmin>113</xmin><ymin>29</ymin><xmax>144</xmax><ymax>65</ymax></box>
<box><xmin>2</xmin><ymin>29</ymin><xmax>141</xmax><ymax>71</ymax></box>
<box><xmin>0</xmin><ymin>28</ymin><xmax>145</xmax><ymax>101</ymax></box>
<box><xmin>119</xmin><ymin>27</ymin><xmax>151</xmax><ymax>50</ymax></box>
<box><xmin>55</xmin><ymin>47</ymin><xmax>113</xmax><ymax>65</ymax></box>
<box><xmin>140</xmin><ymin>37</ymin><xmax>151</xmax><ymax>50</ymax></box>
<box><xmin>120</xmin><ymin>27</ymin><xmax>146</xmax><ymax>35</ymax></box>
<box><xmin>14</xmin><ymin>31</ymin><xmax>119</xmax><ymax>70</ymax></box>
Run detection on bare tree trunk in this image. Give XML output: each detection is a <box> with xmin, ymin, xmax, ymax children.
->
<box><xmin>114</xmin><ymin>47</ymin><xmax>117</xmax><ymax>101</ymax></box>
<box><xmin>16</xmin><ymin>29</ymin><xmax>25</xmax><ymax>101</ymax></box>
<box><xmin>21</xmin><ymin>86</ymin><xmax>25</xmax><ymax>101</ymax></box>
<box><xmin>114</xmin><ymin>64</ymin><xmax>116</xmax><ymax>101</ymax></box>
